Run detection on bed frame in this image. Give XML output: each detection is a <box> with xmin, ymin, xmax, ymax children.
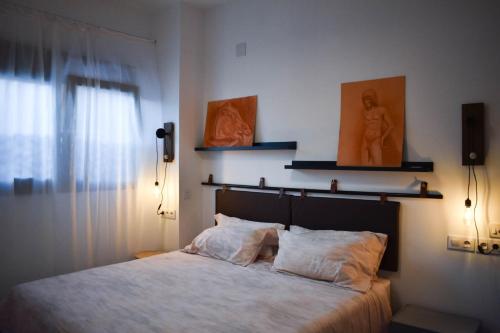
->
<box><xmin>215</xmin><ymin>189</ymin><xmax>400</xmax><ymax>272</ymax></box>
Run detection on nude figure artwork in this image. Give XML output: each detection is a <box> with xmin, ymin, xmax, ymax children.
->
<box><xmin>360</xmin><ymin>89</ymin><xmax>394</xmax><ymax>165</ymax></box>
<box><xmin>337</xmin><ymin>76</ymin><xmax>405</xmax><ymax>167</ymax></box>
<box><xmin>203</xmin><ymin>96</ymin><xmax>257</xmax><ymax>147</ymax></box>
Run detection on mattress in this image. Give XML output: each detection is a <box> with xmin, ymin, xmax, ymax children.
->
<box><xmin>0</xmin><ymin>251</ymin><xmax>391</xmax><ymax>333</ymax></box>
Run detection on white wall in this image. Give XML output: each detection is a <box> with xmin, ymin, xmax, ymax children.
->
<box><xmin>153</xmin><ymin>4</ymin><xmax>182</xmax><ymax>251</ymax></box>
<box><xmin>198</xmin><ymin>0</ymin><xmax>500</xmax><ymax>331</ymax></box>
<box><xmin>179</xmin><ymin>4</ymin><xmax>205</xmax><ymax>247</ymax></box>
<box><xmin>152</xmin><ymin>2</ymin><xmax>206</xmax><ymax>250</ymax></box>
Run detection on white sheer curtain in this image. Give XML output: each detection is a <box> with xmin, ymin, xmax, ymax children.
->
<box><xmin>0</xmin><ymin>3</ymin><xmax>163</xmax><ymax>296</ymax></box>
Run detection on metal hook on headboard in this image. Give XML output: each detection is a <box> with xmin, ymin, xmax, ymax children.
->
<box><xmin>278</xmin><ymin>188</ymin><xmax>285</xmax><ymax>199</ymax></box>
<box><xmin>259</xmin><ymin>177</ymin><xmax>265</xmax><ymax>189</ymax></box>
<box><xmin>420</xmin><ymin>181</ymin><xmax>428</xmax><ymax>197</ymax></box>
<box><xmin>300</xmin><ymin>189</ymin><xmax>306</xmax><ymax>199</ymax></box>
<box><xmin>330</xmin><ymin>179</ymin><xmax>338</xmax><ymax>193</ymax></box>
<box><xmin>222</xmin><ymin>184</ymin><xmax>229</xmax><ymax>193</ymax></box>
<box><xmin>380</xmin><ymin>193</ymin><xmax>388</xmax><ymax>204</ymax></box>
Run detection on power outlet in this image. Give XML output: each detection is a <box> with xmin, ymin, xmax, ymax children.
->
<box><xmin>447</xmin><ymin>236</ymin><xmax>475</xmax><ymax>253</ymax></box>
<box><xmin>489</xmin><ymin>224</ymin><xmax>500</xmax><ymax>239</ymax></box>
<box><xmin>162</xmin><ymin>210</ymin><xmax>176</xmax><ymax>220</ymax></box>
<box><xmin>477</xmin><ymin>239</ymin><xmax>489</xmax><ymax>253</ymax></box>
<box><xmin>487</xmin><ymin>239</ymin><xmax>500</xmax><ymax>256</ymax></box>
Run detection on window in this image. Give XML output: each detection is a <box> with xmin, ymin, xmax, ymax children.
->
<box><xmin>0</xmin><ymin>77</ymin><xmax>56</xmax><ymax>187</ymax></box>
<box><xmin>0</xmin><ymin>38</ymin><xmax>141</xmax><ymax>193</ymax></box>
<box><xmin>70</xmin><ymin>77</ymin><xmax>141</xmax><ymax>189</ymax></box>
<box><xmin>0</xmin><ymin>74</ymin><xmax>140</xmax><ymax>192</ymax></box>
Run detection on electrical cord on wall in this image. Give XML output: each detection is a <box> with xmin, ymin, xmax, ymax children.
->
<box><xmin>155</xmin><ymin>135</ymin><xmax>167</xmax><ymax>216</ymax></box>
<box><xmin>155</xmin><ymin>133</ymin><xmax>159</xmax><ymax>185</ymax></box>
<box><xmin>157</xmin><ymin>162</ymin><xmax>168</xmax><ymax>216</ymax></box>
<box><xmin>472</xmin><ymin>163</ymin><xmax>494</xmax><ymax>255</ymax></box>
<box><xmin>467</xmin><ymin>164</ymin><xmax>471</xmax><ymax>204</ymax></box>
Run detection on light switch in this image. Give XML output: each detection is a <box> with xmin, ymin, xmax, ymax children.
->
<box><xmin>487</xmin><ymin>239</ymin><xmax>500</xmax><ymax>256</ymax></box>
<box><xmin>447</xmin><ymin>236</ymin><xmax>475</xmax><ymax>253</ymax></box>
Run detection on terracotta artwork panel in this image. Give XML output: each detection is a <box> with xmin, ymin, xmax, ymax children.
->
<box><xmin>203</xmin><ymin>95</ymin><xmax>257</xmax><ymax>147</ymax></box>
<box><xmin>337</xmin><ymin>76</ymin><xmax>405</xmax><ymax>167</ymax></box>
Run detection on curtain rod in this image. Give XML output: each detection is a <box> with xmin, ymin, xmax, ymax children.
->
<box><xmin>0</xmin><ymin>1</ymin><xmax>157</xmax><ymax>44</ymax></box>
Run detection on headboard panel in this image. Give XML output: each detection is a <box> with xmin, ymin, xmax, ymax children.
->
<box><xmin>291</xmin><ymin>196</ymin><xmax>400</xmax><ymax>272</ymax></box>
<box><xmin>215</xmin><ymin>189</ymin><xmax>399</xmax><ymax>272</ymax></box>
<box><xmin>215</xmin><ymin>189</ymin><xmax>291</xmax><ymax>227</ymax></box>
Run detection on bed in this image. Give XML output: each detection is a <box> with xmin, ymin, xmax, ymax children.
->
<box><xmin>0</xmin><ymin>189</ymin><xmax>400</xmax><ymax>333</ymax></box>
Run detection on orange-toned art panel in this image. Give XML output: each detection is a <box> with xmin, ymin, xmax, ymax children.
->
<box><xmin>337</xmin><ymin>76</ymin><xmax>405</xmax><ymax>167</ymax></box>
<box><xmin>203</xmin><ymin>95</ymin><xmax>257</xmax><ymax>147</ymax></box>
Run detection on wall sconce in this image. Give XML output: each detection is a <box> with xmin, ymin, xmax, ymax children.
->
<box><xmin>156</xmin><ymin>122</ymin><xmax>174</xmax><ymax>163</ymax></box>
<box><xmin>462</xmin><ymin>103</ymin><xmax>489</xmax><ymax>253</ymax></box>
<box><xmin>155</xmin><ymin>122</ymin><xmax>174</xmax><ymax>216</ymax></box>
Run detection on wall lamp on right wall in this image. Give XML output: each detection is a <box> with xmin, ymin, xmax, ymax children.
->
<box><xmin>461</xmin><ymin>103</ymin><xmax>491</xmax><ymax>254</ymax></box>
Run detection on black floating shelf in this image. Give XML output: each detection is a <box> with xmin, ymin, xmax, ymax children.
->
<box><xmin>195</xmin><ymin>141</ymin><xmax>297</xmax><ymax>152</ymax></box>
<box><xmin>285</xmin><ymin>161</ymin><xmax>433</xmax><ymax>172</ymax></box>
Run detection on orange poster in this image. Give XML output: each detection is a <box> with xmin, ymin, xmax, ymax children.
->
<box><xmin>337</xmin><ymin>76</ymin><xmax>405</xmax><ymax>167</ymax></box>
<box><xmin>203</xmin><ymin>96</ymin><xmax>257</xmax><ymax>147</ymax></box>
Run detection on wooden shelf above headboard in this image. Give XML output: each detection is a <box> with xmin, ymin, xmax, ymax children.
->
<box><xmin>284</xmin><ymin>161</ymin><xmax>434</xmax><ymax>172</ymax></box>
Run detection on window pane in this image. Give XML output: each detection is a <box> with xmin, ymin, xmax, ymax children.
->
<box><xmin>0</xmin><ymin>77</ymin><xmax>55</xmax><ymax>185</ymax></box>
<box><xmin>74</xmin><ymin>85</ymin><xmax>139</xmax><ymax>187</ymax></box>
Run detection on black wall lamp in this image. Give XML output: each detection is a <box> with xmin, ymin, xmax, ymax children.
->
<box><xmin>461</xmin><ymin>103</ymin><xmax>493</xmax><ymax>254</ymax></box>
<box><xmin>156</xmin><ymin>122</ymin><xmax>174</xmax><ymax>163</ymax></box>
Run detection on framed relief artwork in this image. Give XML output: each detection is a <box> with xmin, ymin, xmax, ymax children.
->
<box><xmin>203</xmin><ymin>95</ymin><xmax>257</xmax><ymax>147</ymax></box>
<box><xmin>337</xmin><ymin>76</ymin><xmax>405</xmax><ymax>167</ymax></box>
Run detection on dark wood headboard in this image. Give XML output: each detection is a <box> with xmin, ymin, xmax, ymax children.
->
<box><xmin>216</xmin><ymin>189</ymin><xmax>291</xmax><ymax>226</ymax></box>
<box><xmin>215</xmin><ymin>189</ymin><xmax>400</xmax><ymax>272</ymax></box>
<box><xmin>290</xmin><ymin>196</ymin><xmax>399</xmax><ymax>272</ymax></box>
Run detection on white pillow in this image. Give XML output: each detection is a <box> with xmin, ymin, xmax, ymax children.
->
<box><xmin>183</xmin><ymin>225</ymin><xmax>269</xmax><ymax>266</ymax></box>
<box><xmin>215</xmin><ymin>213</ymin><xmax>285</xmax><ymax>258</ymax></box>
<box><xmin>273</xmin><ymin>230</ymin><xmax>387</xmax><ymax>292</ymax></box>
<box><xmin>289</xmin><ymin>225</ymin><xmax>388</xmax><ymax>272</ymax></box>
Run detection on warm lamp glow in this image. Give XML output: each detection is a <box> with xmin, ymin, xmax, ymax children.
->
<box><xmin>463</xmin><ymin>206</ymin><xmax>473</xmax><ymax>226</ymax></box>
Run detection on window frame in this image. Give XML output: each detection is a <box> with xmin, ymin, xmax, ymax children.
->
<box><xmin>61</xmin><ymin>75</ymin><xmax>142</xmax><ymax>192</ymax></box>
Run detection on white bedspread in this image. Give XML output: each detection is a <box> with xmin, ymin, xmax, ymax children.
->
<box><xmin>0</xmin><ymin>251</ymin><xmax>391</xmax><ymax>333</ymax></box>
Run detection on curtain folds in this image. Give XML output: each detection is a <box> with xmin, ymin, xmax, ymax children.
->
<box><xmin>0</xmin><ymin>3</ymin><xmax>163</xmax><ymax>296</ymax></box>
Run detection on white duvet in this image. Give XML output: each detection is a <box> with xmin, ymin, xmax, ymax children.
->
<box><xmin>0</xmin><ymin>251</ymin><xmax>391</xmax><ymax>333</ymax></box>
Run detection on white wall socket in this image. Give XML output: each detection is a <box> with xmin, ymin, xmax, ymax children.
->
<box><xmin>447</xmin><ymin>236</ymin><xmax>475</xmax><ymax>252</ymax></box>
<box><xmin>489</xmin><ymin>224</ymin><xmax>500</xmax><ymax>239</ymax></box>
<box><xmin>487</xmin><ymin>239</ymin><xmax>500</xmax><ymax>256</ymax></box>
<box><xmin>478</xmin><ymin>239</ymin><xmax>489</xmax><ymax>252</ymax></box>
<box><xmin>162</xmin><ymin>210</ymin><xmax>176</xmax><ymax>220</ymax></box>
